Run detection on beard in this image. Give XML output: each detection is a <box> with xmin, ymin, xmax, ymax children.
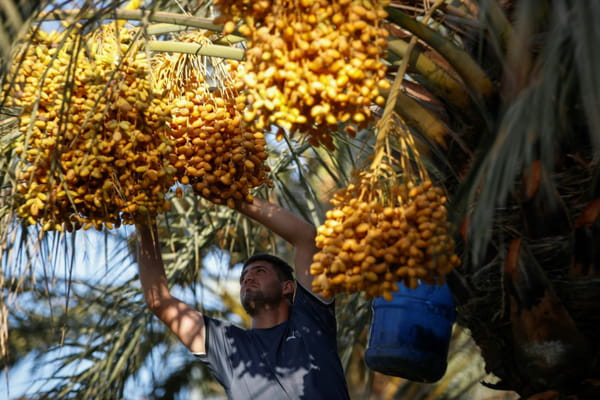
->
<box><xmin>241</xmin><ymin>290</ymin><xmax>266</xmax><ymax>316</ymax></box>
<box><xmin>241</xmin><ymin>283</ymin><xmax>283</xmax><ymax>316</ymax></box>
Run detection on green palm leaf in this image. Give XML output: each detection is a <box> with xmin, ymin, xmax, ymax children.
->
<box><xmin>6</xmin><ymin>1</ymin><xmax>600</xmax><ymax>399</ymax></box>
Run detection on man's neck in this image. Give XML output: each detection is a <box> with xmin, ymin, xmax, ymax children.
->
<box><xmin>250</xmin><ymin>301</ymin><xmax>290</xmax><ymax>329</ymax></box>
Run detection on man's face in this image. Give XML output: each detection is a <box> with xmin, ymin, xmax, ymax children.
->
<box><xmin>240</xmin><ymin>261</ymin><xmax>288</xmax><ymax>315</ymax></box>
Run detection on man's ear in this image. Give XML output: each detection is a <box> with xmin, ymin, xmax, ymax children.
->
<box><xmin>282</xmin><ymin>280</ymin><xmax>295</xmax><ymax>295</ymax></box>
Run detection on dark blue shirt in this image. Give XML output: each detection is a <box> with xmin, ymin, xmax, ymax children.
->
<box><xmin>196</xmin><ymin>283</ymin><xmax>350</xmax><ymax>399</ymax></box>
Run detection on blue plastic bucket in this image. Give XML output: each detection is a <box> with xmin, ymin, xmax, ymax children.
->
<box><xmin>365</xmin><ymin>281</ymin><xmax>456</xmax><ymax>382</ymax></box>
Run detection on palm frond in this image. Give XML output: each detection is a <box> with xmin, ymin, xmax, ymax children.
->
<box><xmin>570</xmin><ymin>0</ymin><xmax>600</xmax><ymax>150</ymax></box>
<box><xmin>386</xmin><ymin>5</ymin><xmax>495</xmax><ymax>99</ymax></box>
<box><xmin>3</xmin><ymin>1</ymin><xmax>600</xmax><ymax>399</ymax></box>
<box><xmin>458</xmin><ymin>1</ymin><xmax>599</xmax><ymax>262</ymax></box>
<box><xmin>39</xmin><ymin>8</ymin><xmax>222</xmax><ymax>32</ymax></box>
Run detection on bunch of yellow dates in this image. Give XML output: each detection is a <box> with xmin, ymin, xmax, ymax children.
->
<box><xmin>215</xmin><ymin>0</ymin><xmax>391</xmax><ymax>150</ymax></box>
<box><xmin>311</xmin><ymin>177</ymin><xmax>461</xmax><ymax>300</ymax></box>
<box><xmin>153</xmin><ymin>33</ymin><xmax>272</xmax><ymax>209</ymax></box>
<box><xmin>7</xmin><ymin>25</ymin><xmax>175</xmax><ymax>231</ymax></box>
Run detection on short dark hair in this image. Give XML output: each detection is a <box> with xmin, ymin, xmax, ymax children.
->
<box><xmin>242</xmin><ymin>253</ymin><xmax>295</xmax><ymax>283</ymax></box>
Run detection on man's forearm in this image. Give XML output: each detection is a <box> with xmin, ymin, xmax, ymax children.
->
<box><xmin>237</xmin><ymin>197</ymin><xmax>320</xmax><ymax>292</ymax></box>
<box><xmin>136</xmin><ymin>222</ymin><xmax>171</xmax><ymax>311</ymax></box>
<box><xmin>135</xmin><ymin>222</ymin><xmax>208</xmax><ymax>353</ymax></box>
<box><xmin>236</xmin><ymin>197</ymin><xmax>316</xmax><ymax>246</ymax></box>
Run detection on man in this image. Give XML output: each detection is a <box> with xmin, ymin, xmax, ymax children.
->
<box><xmin>136</xmin><ymin>197</ymin><xmax>350</xmax><ymax>399</ymax></box>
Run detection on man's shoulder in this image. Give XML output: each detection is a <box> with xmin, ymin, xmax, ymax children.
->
<box><xmin>203</xmin><ymin>314</ymin><xmax>248</xmax><ymax>334</ymax></box>
<box><xmin>294</xmin><ymin>281</ymin><xmax>334</xmax><ymax>306</ymax></box>
<box><xmin>290</xmin><ymin>282</ymin><xmax>337</xmax><ymax>334</ymax></box>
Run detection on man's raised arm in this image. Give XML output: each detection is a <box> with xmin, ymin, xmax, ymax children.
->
<box><xmin>236</xmin><ymin>197</ymin><xmax>328</xmax><ymax>300</ymax></box>
<box><xmin>136</xmin><ymin>222</ymin><xmax>207</xmax><ymax>354</ymax></box>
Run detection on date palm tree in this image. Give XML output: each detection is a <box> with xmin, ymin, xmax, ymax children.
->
<box><xmin>2</xmin><ymin>1</ymin><xmax>600</xmax><ymax>399</ymax></box>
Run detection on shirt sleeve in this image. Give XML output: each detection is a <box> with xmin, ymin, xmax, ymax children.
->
<box><xmin>193</xmin><ymin>315</ymin><xmax>235</xmax><ymax>391</ymax></box>
<box><xmin>292</xmin><ymin>282</ymin><xmax>338</xmax><ymax>339</ymax></box>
